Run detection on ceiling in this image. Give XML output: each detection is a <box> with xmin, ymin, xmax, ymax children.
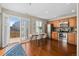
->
<box><xmin>0</xmin><ymin>3</ymin><xmax>77</xmax><ymax>19</ymax></box>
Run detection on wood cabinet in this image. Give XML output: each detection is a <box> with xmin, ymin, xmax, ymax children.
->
<box><xmin>52</xmin><ymin>20</ymin><xmax>60</xmax><ymax>27</ymax></box>
<box><xmin>52</xmin><ymin>32</ymin><xmax>58</xmax><ymax>40</ymax></box>
<box><xmin>68</xmin><ymin>32</ymin><xmax>76</xmax><ymax>45</ymax></box>
<box><xmin>48</xmin><ymin>20</ymin><xmax>60</xmax><ymax>27</ymax></box>
<box><xmin>48</xmin><ymin>16</ymin><xmax>77</xmax><ymax>45</ymax></box>
<box><xmin>69</xmin><ymin>17</ymin><xmax>77</xmax><ymax>27</ymax></box>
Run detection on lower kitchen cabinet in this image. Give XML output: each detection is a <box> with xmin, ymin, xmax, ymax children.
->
<box><xmin>52</xmin><ymin>32</ymin><xmax>58</xmax><ymax>40</ymax></box>
<box><xmin>68</xmin><ymin>32</ymin><xmax>77</xmax><ymax>45</ymax></box>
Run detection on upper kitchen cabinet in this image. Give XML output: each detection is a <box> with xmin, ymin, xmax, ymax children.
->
<box><xmin>69</xmin><ymin>17</ymin><xmax>77</xmax><ymax>27</ymax></box>
<box><xmin>48</xmin><ymin>21</ymin><xmax>53</xmax><ymax>24</ymax></box>
<box><xmin>52</xmin><ymin>20</ymin><xmax>60</xmax><ymax>27</ymax></box>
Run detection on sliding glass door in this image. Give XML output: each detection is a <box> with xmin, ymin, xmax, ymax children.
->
<box><xmin>2</xmin><ymin>13</ymin><xmax>30</xmax><ymax>47</ymax></box>
<box><xmin>9</xmin><ymin>16</ymin><xmax>20</xmax><ymax>43</ymax></box>
<box><xmin>9</xmin><ymin>16</ymin><xmax>29</xmax><ymax>42</ymax></box>
<box><xmin>20</xmin><ymin>18</ymin><xmax>29</xmax><ymax>41</ymax></box>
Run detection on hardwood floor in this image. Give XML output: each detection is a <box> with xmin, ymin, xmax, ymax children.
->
<box><xmin>22</xmin><ymin>39</ymin><xmax>77</xmax><ymax>56</ymax></box>
<box><xmin>0</xmin><ymin>49</ymin><xmax>4</xmax><ymax>56</ymax></box>
<box><xmin>0</xmin><ymin>38</ymin><xmax>77</xmax><ymax>56</ymax></box>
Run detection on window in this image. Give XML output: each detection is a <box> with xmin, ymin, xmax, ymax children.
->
<box><xmin>36</xmin><ymin>21</ymin><xmax>42</xmax><ymax>33</ymax></box>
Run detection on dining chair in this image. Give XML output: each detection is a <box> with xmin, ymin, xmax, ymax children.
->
<box><xmin>36</xmin><ymin>34</ymin><xmax>42</xmax><ymax>46</ymax></box>
<box><xmin>43</xmin><ymin>33</ymin><xmax>47</xmax><ymax>45</ymax></box>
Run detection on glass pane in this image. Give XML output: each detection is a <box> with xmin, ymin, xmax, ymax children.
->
<box><xmin>9</xmin><ymin>16</ymin><xmax>20</xmax><ymax>38</ymax></box>
<box><xmin>36</xmin><ymin>21</ymin><xmax>42</xmax><ymax>33</ymax></box>
<box><xmin>20</xmin><ymin>19</ymin><xmax>29</xmax><ymax>40</ymax></box>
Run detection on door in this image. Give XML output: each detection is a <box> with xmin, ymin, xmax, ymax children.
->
<box><xmin>20</xmin><ymin>18</ymin><xmax>29</xmax><ymax>41</ymax></box>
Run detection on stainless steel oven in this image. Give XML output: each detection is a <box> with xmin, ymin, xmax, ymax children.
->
<box><xmin>58</xmin><ymin>22</ymin><xmax>68</xmax><ymax>42</ymax></box>
<box><xmin>58</xmin><ymin>33</ymin><xmax>67</xmax><ymax>42</ymax></box>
